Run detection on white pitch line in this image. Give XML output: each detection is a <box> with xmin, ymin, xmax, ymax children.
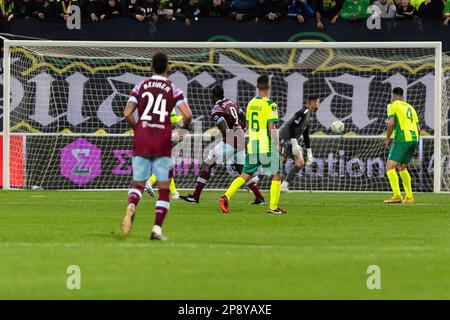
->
<box><xmin>0</xmin><ymin>241</ymin><xmax>448</xmax><ymax>252</ymax></box>
<box><xmin>1</xmin><ymin>198</ymin><xmax>450</xmax><ymax>207</ymax></box>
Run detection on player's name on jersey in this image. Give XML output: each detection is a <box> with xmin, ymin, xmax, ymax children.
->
<box><xmin>143</xmin><ymin>80</ymin><xmax>171</xmax><ymax>93</ymax></box>
<box><xmin>249</xmin><ymin>105</ymin><xmax>263</xmax><ymax>111</ymax></box>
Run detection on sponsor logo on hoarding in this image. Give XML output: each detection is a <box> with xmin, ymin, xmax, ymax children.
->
<box><xmin>60</xmin><ymin>138</ymin><xmax>101</xmax><ymax>185</ymax></box>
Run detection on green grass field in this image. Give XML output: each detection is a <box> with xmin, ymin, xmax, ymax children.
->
<box><xmin>0</xmin><ymin>190</ymin><xmax>449</xmax><ymax>299</ymax></box>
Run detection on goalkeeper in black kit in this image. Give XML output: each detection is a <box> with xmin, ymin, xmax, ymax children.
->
<box><xmin>279</xmin><ymin>96</ymin><xmax>320</xmax><ymax>192</ymax></box>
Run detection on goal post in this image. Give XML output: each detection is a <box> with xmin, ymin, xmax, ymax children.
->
<box><xmin>2</xmin><ymin>40</ymin><xmax>11</xmax><ymax>190</ymax></box>
<box><xmin>434</xmin><ymin>41</ymin><xmax>443</xmax><ymax>193</ymax></box>
<box><xmin>1</xmin><ymin>40</ymin><xmax>446</xmax><ymax>192</ymax></box>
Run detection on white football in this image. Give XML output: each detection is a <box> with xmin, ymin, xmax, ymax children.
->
<box><xmin>331</xmin><ymin>120</ymin><xmax>345</xmax><ymax>134</ymax></box>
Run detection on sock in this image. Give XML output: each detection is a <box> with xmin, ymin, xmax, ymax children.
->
<box><xmin>386</xmin><ymin>169</ymin><xmax>401</xmax><ymax>197</ymax></box>
<box><xmin>128</xmin><ymin>184</ymin><xmax>144</xmax><ymax>206</ymax></box>
<box><xmin>399</xmin><ymin>170</ymin><xmax>413</xmax><ymax>198</ymax></box>
<box><xmin>269</xmin><ymin>180</ymin><xmax>281</xmax><ymax>210</ymax></box>
<box><xmin>168</xmin><ymin>168</ymin><xmax>177</xmax><ymax>194</ymax></box>
<box><xmin>247</xmin><ymin>182</ymin><xmax>264</xmax><ymax>201</ymax></box>
<box><xmin>225</xmin><ymin>176</ymin><xmax>246</xmax><ymax>200</ymax></box>
<box><xmin>155</xmin><ymin>188</ymin><xmax>170</xmax><ymax>228</ymax></box>
<box><xmin>286</xmin><ymin>165</ymin><xmax>301</xmax><ymax>184</ymax></box>
<box><xmin>170</xmin><ymin>178</ymin><xmax>177</xmax><ymax>195</ymax></box>
<box><xmin>149</xmin><ymin>174</ymin><xmax>157</xmax><ymax>186</ymax></box>
<box><xmin>192</xmin><ymin>170</ymin><xmax>210</xmax><ymax>201</ymax></box>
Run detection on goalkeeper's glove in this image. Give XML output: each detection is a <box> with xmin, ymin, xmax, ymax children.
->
<box><xmin>290</xmin><ymin>138</ymin><xmax>302</xmax><ymax>157</ymax></box>
<box><xmin>306</xmin><ymin>148</ymin><xmax>313</xmax><ymax>165</ymax></box>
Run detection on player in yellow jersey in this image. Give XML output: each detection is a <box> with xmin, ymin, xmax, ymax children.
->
<box><xmin>384</xmin><ymin>87</ymin><xmax>420</xmax><ymax>204</ymax></box>
<box><xmin>219</xmin><ymin>75</ymin><xmax>287</xmax><ymax>214</ymax></box>
<box><xmin>145</xmin><ymin>109</ymin><xmax>183</xmax><ymax>199</ymax></box>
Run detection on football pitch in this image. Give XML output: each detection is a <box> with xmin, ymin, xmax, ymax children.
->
<box><xmin>0</xmin><ymin>190</ymin><xmax>449</xmax><ymax>299</ymax></box>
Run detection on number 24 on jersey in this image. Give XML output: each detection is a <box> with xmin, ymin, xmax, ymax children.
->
<box><xmin>141</xmin><ymin>92</ymin><xmax>168</xmax><ymax>123</ymax></box>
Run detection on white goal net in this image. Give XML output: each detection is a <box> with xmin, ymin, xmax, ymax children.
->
<box><xmin>1</xmin><ymin>41</ymin><xmax>448</xmax><ymax>192</ymax></box>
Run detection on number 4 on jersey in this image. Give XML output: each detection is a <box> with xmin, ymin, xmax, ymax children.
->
<box><xmin>141</xmin><ymin>92</ymin><xmax>168</xmax><ymax>123</ymax></box>
<box><xmin>406</xmin><ymin>108</ymin><xmax>413</xmax><ymax>122</ymax></box>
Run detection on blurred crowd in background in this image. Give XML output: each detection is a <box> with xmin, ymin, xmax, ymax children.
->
<box><xmin>1</xmin><ymin>0</ymin><xmax>449</xmax><ymax>28</ymax></box>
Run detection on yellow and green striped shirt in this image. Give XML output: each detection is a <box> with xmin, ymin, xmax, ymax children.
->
<box><xmin>387</xmin><ymin>100</ymin><xmax>419</xmax><ymax>142</ymax></box>
<box><xmin>246</xmin><ymin>96</ymin><xmax>279</xmax><ymax>154</ymax></box>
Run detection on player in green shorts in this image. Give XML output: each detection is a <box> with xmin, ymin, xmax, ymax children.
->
<box><xmin>219</xmin><ymin>75</ymin><xmax>286</xmax><ymax>215</ymax></box>
<box><xmin>384</xmin><ymin>87</ymin><xmax>420</xmax><ymax>204</ymax></box>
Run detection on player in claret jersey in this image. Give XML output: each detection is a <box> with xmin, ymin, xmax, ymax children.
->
<box><xmin>121</xmin><ymin>52</ymin><xmax>192</xmax><ymax>241</ymax></box>
<box><xmin>179</xmin><ymin>85</ymin><xmax>265</xmax><ymax>205</ymax></box>
<box><xmin>145</xmin><ymin>109</ymin><xmax>184</xmax><ymax>200</ymax></box>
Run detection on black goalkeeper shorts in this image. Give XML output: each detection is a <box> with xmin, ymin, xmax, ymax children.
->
<box><xmin>280</xmin><ymin>139</ymin><xmax>293</xmax><ymax>159</ymax></box>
